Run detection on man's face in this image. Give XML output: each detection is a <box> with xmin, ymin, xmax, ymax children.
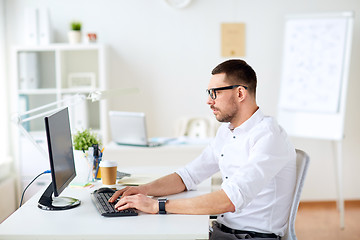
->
<box><xmin>206</xmin><ymin>73</ymin><xmax>239</xmax><ymax>123</ymax></box>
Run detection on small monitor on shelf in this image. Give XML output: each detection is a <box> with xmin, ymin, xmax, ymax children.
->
<box><xmin>38</xmin><ymin>107</ymin><xmax>81</xmax><ymax>211</ymax></box>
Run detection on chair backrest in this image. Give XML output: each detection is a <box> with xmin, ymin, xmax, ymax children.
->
<box><xmin>175</xmin><ymin>117</ymin><xmax>219</xmax><ymax>138</ymax></box>
<box><xmin>282</xmin><ymin>149</ymin><xmax>310</xmax><ymax>240</ymax></box>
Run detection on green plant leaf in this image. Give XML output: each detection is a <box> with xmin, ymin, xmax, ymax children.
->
<box><xmin>70</xmin><ymin>21</ymin><xmax>82</xmax><ymax>31</ymax></box>
<box><xmin>72</xmin><ymin>129</ymin><xmax>101</xmax><ymax>150</ymax></box>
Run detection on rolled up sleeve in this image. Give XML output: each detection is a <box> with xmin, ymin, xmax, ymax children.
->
<box><xmin>221</xmin><ymin>180</ymin><xmax>245</xmax><ymax>210</ymax></box>
<box><xmin>176</xmin><ymin>143</ymin><xmax>220</xmax><ymax>191</ymax></box>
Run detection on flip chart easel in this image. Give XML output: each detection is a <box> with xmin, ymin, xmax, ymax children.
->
<box><xmin>277</xmin><ymin>12</ymin><xmax>354</xmax><ymax>229</ymax></box>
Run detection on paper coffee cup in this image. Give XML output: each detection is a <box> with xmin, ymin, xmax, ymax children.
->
<box><xmin>99</xmin><ymin>161</ymin><xmax>117</xmax><ymax>185</ymax></box>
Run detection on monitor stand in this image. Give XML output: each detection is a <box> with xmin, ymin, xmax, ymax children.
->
<box><xmin>38</xmin><ymin>183</ymin><xmax>81</xmax><ymax>211</ymax></box>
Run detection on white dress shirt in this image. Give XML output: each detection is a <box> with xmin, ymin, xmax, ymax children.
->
<box><xmin>176</xmin><ymin>109</ymin><xmax>296</xmax><ymax>236</ymax></box>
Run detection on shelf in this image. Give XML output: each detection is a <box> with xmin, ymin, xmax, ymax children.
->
<box><xmin>14</xmin><ymin>43</ymin><xmax>104</xmax><ymax>52</ymax></box>
<box><xmin>13</xmin><ymin>43</ymin><xmax>108</xmax><ymax>204</ymax></box>
<box><xmin>18</xmin><ymin>88</ymin><xmax>57</xmax><ymax>95</ymax></box>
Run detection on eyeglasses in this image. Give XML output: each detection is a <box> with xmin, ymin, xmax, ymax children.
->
<box><xmin>206</xmin><ymin>85</ymin><xmax>248</xmax><ymax>100</ymax></box>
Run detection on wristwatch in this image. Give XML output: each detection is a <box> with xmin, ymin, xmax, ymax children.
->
<box><xmin>158</xmin><ymin>198</ymin><xmax>168</xmax><ymax>214</ymax></box>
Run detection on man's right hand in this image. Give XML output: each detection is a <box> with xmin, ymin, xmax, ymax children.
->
<box><xmin>108</xmin><ymin>173</ymin><xmax>186</xmax><ymax>204</ymax></box>
<box><xmin>108</xmin><ymin>186</ymin><xmax>147</xmax><ymax>203</ymax></box>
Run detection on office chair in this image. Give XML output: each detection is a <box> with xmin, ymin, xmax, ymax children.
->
<box><xmin>282</xmin><ymin>149</ymin><xmax>310</xmax><ymax>240</ymax></box>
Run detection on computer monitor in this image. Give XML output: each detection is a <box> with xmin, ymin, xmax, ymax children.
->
<box><xmin>38</xmin><ymin>107</ymin><xmax>81</xmax><ymax>211</ymax></box>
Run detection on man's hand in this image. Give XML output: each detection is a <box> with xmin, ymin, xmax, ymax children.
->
<box><xmin>107</xmin><ymin>173</ymin><xmax>186</xmax><ymax>214</ymax></box>
<box><xmin>114</xmin><ymin>194</ymin><xmax>158</xmax><ymax>214</ymax></box>
<box><xmin>108</xmin><ymin>186</ymin><xmax>147</xmax><ymax>203</ymax></box>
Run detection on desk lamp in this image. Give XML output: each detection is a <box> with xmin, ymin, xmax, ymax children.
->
<box><xmin>12</xmin><ymin>87</ymin><xmax>140</xmax><ymax>160</ymax></box>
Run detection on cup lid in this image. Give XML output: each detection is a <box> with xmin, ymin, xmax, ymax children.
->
<box><xmin>99</xmin><ymin>160</ymin><xmax>117</xmax><ymax>167</ymax></box>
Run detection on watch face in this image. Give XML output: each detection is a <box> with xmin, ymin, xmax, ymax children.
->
<box><xmin>158</xmin><ymin>198</ymin><xmax>167</xmax><ymax>214</ymax></box>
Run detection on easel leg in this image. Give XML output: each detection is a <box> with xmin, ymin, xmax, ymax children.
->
<box><xmin>332</xmin><ymin>140</ymin><xmax>345</xmax><ymax>229</ymax></box>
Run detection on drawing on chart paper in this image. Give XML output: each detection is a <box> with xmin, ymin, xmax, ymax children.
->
<box><xmin>279</xmin><ymin>17</ymin><xmax>348</xmax><ymax>113</ymax></box>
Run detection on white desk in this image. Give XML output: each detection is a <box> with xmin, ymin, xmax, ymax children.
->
<box><xmin>0</xmin><ymin>167</ymin><xmax>211</xmax><ymax>240</ymax></box>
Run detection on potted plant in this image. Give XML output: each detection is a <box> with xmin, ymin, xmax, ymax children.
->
<box><xmin>73</xmin><ymin>128</ymin><xmax>101</xmax><ymax>151</ymax></box>
<box><xmin>72</xmin><ymin>129</ymin><xmax>101</xmax><ymax>182</ymax></box>
<box><xmin>68</xmin><ymin>21</ymin><xmax>82</xmax><ymax>44</ymax></box>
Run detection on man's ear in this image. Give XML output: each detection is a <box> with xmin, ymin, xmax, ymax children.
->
<box><xmin>237</xmin><ymin>86</ymin><xmax>247</xmax><ymax>102</ymax></box>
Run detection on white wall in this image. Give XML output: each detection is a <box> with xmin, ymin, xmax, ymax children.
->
<box><xmin>4</xmin><ymin>0</ymin><xmax>360</xmax><ymax>200</ymax></box>
<box><xmin>0</xmin><ymin>0</ymin><xmax>9</xmax><ymax>161</ymax></box>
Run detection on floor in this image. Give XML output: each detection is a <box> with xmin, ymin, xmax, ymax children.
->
<box><xmin>295</xmin><ymin>201</ymin><xmax>360</xmax><ymax>240</ymax></box>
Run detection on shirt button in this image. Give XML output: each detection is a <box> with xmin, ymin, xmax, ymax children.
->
<box><xmin>221</xmin><ymin>215</ymin><xmax>224</xmax><ymax>217</ymax></box>
<box><xmin>225</xmin><ymin>176</ymin><xmax>228</xmax><ymax>179</ymax></box>
<box><xmin>233</xmin><ymin>136</ymin><xmax>236</xmax><ymax>139</ymax></box>
<box><xmin>221</xmin><ymin>154</ymin><xmax>224</xmax><ymax>157</ymax></box>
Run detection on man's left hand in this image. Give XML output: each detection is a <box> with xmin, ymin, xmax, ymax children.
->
<box><xmin>115</xmin><ymin>194</ymin><xmax>159</xmax><ymax>214</ymax></box>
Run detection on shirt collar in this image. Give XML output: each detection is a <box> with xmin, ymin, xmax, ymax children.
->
<box><xmin>227</xmin><ymin>108</ymin><xmax>264</xmax><ymax>133</ymax></box>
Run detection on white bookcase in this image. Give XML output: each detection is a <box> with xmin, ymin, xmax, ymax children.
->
<box><xmin>11</xmin><ymin>43</ymin><xmax>108</xmax><ymax>202</ymax></box>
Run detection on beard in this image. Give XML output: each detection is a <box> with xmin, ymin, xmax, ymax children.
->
<box><xmin>212</xmin><ymin>98</ymin><xmax>238</xmax><ymax>123</ymax></box>
<box><xmin>215</xmin><ymin>111</ymin><xmax>234</xmax><ymax>123</ymax></box>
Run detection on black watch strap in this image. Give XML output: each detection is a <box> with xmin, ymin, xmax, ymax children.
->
<box><xmin>158</xmin><ymin>198</ymin><xmax>167</xmax><ymax>214</ymax></box>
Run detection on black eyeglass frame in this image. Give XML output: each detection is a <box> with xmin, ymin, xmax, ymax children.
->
<box><xmin>206</xmin><ymin>85</ymin><xmax>248</xmax><ymax>100</ymax></box>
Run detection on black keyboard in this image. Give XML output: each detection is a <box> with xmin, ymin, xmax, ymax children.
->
<box><xmin>91</xmin><ymin>189</ymin><xmax>138</xmax><ymax>217</ymax></box>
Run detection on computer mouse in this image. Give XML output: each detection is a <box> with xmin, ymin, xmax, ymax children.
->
<box><xmin>96</xmin><ymin>187</ymin><xmax>116</xmax><ymax>194</ymax></box>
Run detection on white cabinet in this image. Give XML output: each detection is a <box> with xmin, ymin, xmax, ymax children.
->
<box><xmin>11</xmin><ymin>44</ymin><xmax>108</xmax><ymax>202</ymax></box>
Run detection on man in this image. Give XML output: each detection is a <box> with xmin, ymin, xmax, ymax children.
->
<box><xmin>109</xmin><ymin>59</ymin><xmax>296</xmax><ymax>240</ymax></box>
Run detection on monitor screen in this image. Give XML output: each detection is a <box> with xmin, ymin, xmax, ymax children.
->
<box><xmin>38</xmin><ymin>107</ymin><xmax>80</xmax><ymax>211</ymax></box>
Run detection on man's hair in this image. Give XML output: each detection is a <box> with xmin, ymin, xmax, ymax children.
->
<box><xmin>211</xmin><ymin>59</ymin><xmax>257</xmax><ymax>96</ymax></box>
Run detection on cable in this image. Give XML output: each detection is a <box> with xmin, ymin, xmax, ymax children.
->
<box><xmin>19</xmin><ymin>170</ymin><xmax>51</xmax><ymax>208</ymax></box>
